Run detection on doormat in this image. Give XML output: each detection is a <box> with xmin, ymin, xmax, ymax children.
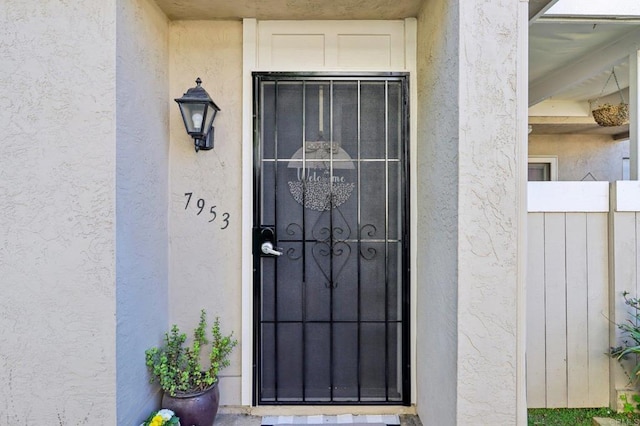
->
<box><xmin>261</xmin><ymin>414</ymin><xmax>400</xmax><ymax>426</ymax></box>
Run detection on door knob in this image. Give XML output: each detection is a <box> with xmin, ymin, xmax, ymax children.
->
<box><xmin>261</xmin><ymin>242</ymin><xmax>283</xmax><ymax>256</ymax></box>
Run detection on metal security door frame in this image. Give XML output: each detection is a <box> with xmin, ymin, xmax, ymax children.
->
<box><xmin>252</xmin><ymin>72</ymin><xmax>411</xmax><ymax>406</ymax></box>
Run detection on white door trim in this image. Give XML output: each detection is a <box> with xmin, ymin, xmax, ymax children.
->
<box><xmin>241</xmin><ymin>18</ymin><xmax>417</xmax><ymax>406</ymax></box>
<box><xmin>241</xmin><ymin>17</ymin><xmax>258</xmax><ymax>406</ymax></box>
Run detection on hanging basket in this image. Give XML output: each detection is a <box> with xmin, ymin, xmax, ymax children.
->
<box><xmin>592</xmin><ymin>103</ymin><xmax>629</xmax><ymax>127</ymax></box>
<box><xmin>591</xmin><ymin>67</ymin><xmax>629</xmax><ymax>127</ymax></box>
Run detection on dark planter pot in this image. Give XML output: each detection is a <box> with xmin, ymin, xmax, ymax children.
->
<box><xmin>162</xmin><ymin>383</ymin><xmax>220</xmax><ymax>426</ymax></box>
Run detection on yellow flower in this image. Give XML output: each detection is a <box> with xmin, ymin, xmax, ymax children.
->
<box><xmin>150</xmin><ymin>414</ymin><xmax>164</xmax><ymax>426</ymax></box>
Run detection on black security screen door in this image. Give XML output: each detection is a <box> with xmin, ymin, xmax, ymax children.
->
<box><xmin>253</xmin><ymin>73</ymin><xmax>410</xmax><ymax>405</ymax></box>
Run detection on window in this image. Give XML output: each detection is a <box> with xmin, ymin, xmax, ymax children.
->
<box><xmin>528</xmin><ymin>156</ymin><xmax>558</xmax><ymax>181</ymax></box>
<box><xmin>623</xmin><ymin>157</ymin><xmax>630</xmax><ymax>180</ymax></box>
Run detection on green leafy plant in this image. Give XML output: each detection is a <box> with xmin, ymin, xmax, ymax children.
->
<box><xmin>610</xmin><ymin>291</ymin><xmax>640</xmax><ymax>381</ymax></box>
<box><xmin>527</xmin><ymin>408</ymin><xmax>640</xmax><ymax>426</ymax></box>
<box><xmin>619</xmin><ymin>394</ymin><xmax>640</xmax><ymax>415</ymax></box>
<box><xmin>145</xmin><ymin>310</ymin><xmax>238</xmax><ymax>396</ymax></box>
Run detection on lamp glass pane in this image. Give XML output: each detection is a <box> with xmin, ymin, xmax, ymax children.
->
<box><xmin>203</xmin><ymin>105</ymin><xmax>217</xmax><ymax>132</ymax></box>
<box><xmin>179</xmin><ymin>103</ymin><xmax>207</xmax><ymax>134</ymax></box>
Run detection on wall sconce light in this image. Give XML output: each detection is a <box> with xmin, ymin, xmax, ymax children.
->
<box><xmin>175</xmin><ymin>78</ymin><xmax>221</xmax><ymax>152</ymax></box>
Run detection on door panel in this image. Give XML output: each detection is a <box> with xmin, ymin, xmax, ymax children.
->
<box><xmin>253</xmin><ymin>73</ymin><xmax>409</xmax><ymax>405</ymax></box>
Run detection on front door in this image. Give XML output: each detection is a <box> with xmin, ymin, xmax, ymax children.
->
<box><xmin>253</xmin><ymin>73</ymin><xmax>410</xmax><ymax>405</ymax></box>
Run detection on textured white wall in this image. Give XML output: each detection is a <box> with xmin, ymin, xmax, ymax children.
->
<box><xmin>417</xmin><ymin>0</ymin><xmax>523</xmax><ymax>424</ymax></box>
<box><xmin>416</xmin><ymin>0</ymin><xmax>459</xmax><ymax>423</ymax></box>
<box><xmin>0</xmin><ymin>1</ymin><xmax>117</xmax><ymax>423</ymax></box>
<box><xmin>457</xmin><ymin>1</ymin><xmax>521</xmax><ymax>423</ymax></box>
<box><xmin>529</xmin><ymin>134</ymin><xmax>629</xmax><ymax>182</ymax></box>
<box><xmin>169</xmin><ymin>20</ymin><xmax>244</xmax><ymax>405</ymax></box>
<box><xmin>115</xmin><ymin>0</ymin><xmax>170</xmax><ymax>423</ymax></box>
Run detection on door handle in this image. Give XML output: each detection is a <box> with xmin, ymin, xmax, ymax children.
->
<box><xmin>261</xmin><ymin>242</ymin><xmax>283</xmax><ymax>256</ymax></box>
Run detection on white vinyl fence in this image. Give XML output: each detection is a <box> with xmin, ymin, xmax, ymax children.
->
<box><xmin>526</xmin><ymin>182</ymin><xmax>614</xmax><ymax>408</ymax></box>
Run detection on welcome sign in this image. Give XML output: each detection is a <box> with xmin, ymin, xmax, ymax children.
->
<box><xmin>287</xmin><ymin>141</ymin><xmax>355</xmax><ymax>211</ymax></box>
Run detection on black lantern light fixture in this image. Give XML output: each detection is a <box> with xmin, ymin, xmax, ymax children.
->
<box><xmin>175</xmin><ymin>78</ymin><xmax>221</xmax><ymax>152</ymax></box>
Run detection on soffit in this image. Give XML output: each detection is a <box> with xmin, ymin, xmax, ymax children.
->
<box><xmin>154</xmin><ymin>0</ymin><xmax>423</xmax><ymax>20</ymax></box>
<box><xmin>529</xmin><ymin>17</ymin><xmax>640</xmax><ymax>137</ymax></box>
<box><xmin>529</xmin><ymin>116</ymin><xmax>629</xmax><ymax>136</ymax></box>
<box><xmin>154</xmin><ymin>0</ymin><xmax>555</xmax><ymax>21</ymax></box>
<box><xmin>529</xmin><ymin>21</ymin><xmax>636</xmax><ymax>102</ymax></box>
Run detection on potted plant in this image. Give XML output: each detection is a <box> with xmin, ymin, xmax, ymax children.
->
<box><xmin>145</xmin><ymin>310</ymin><xmax>237</xmax><ymax>426</ymax></box>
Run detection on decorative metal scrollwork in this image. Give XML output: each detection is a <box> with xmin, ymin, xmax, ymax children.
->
<box><xmin>284</xmin><ymin>213</ymin><xmax>381</xmax><ymax>286</ymax></box>
<box><xmin>359</xmin><ymin>224</ymin><xmax>378</xmax><ymax>261</ymax></box>
<box><xmin>360</xmin><ymin>246</ymin><xmax>377</xmax><ymax>261</ymax></box>
<box><xmin>306</xmin><ymin>207</ymin><xmax>352</xmax><ymax>288</ymax></box>
<box><xmin>311</xmin><ymin>207</ymin><xmax>351</xmax><ymax>241</ymax></box>
<box><xmin>361</xmin><ymin>224</ymin><xmax>377</xmax><ymax>238</ymax></box>
<box><xmin>311</xmin><ymin>240</ymin><xmax>351</xmax><ymax>289</ymax></box>
<box><xmin>286</xmin><ymin>247</ymin><xmax>302</xmax><ymax>260</ymax></box>
<box><xmin>286</xmin><ymin>223</ymin><xmax>303</xmax><ymax>239</ymax></box>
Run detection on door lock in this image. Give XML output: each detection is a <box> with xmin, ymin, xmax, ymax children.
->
<box><xmin>254</xmin><ymin>226</ymin><xmax>282</xmax><ymax>257</ymax></box>
<box><xmin>261</xmin><ymin>242</ymin><xmax>283</xmax><ymax>256</ymax></box>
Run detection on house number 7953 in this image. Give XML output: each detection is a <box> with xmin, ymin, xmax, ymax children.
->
<box><xmin>184</xmin><ymin>192</ymin><xmax>230</xmax><ymax>230</ymax></box>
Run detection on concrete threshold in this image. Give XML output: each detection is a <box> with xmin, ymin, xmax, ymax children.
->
<box><xmin>250</xmin><ymin>407</ymin><xmax>416</xmax><ymax>417</ymax></box>
<box><xmin>215</xmin><ymin>411</ymin><xmax>422</xmax><ymax>426</ymax></box>
<box><xmin>592</xmin><ymin>418</ymin><xmax>625</xmax><ymax>426</ymax></box>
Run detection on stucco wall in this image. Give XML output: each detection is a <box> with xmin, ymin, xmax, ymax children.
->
<box><xmin>115</xmin><ymin>0</ymin><xmax>170</xmax><ymax>423</ymax></box>
<box><xmin>416</xmin><ymin>0</ymin><xmax>459</xmax><ymax>423</ymax></box>
<box><xmin>417</xmin><ymin>0</ymin><xmax>523</xmax><ymax>424</ymax></box>
<box><xmin>169</xmin><ymin>20</ymin><xmax>244</xmax><ymax>405</ymax></box>
<box><xmin>0</xmin><ymin>1</ymin><xmax>117</xmax><ymax>423</ymax></box>
<box><xmin>529</xmin><ymin>134</ymin><xmax>629</xmax><ymax>182</ymax></box>
<box><xmin>456</xmin><ymin>0</ymin><xmax>521</xmax><ymax>422</ymax></box>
